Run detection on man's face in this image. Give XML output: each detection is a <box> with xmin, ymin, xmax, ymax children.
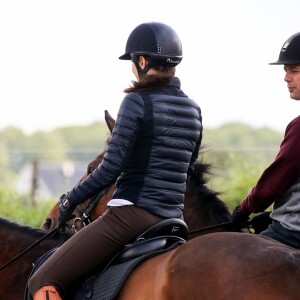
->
<box><xmin>284</xmin><ymin>64</ymin><xmax>300</xmax><ymax>100</ymax></box>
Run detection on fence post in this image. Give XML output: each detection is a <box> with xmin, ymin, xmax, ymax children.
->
<box><xmin>30</xmin><ymin>160</ymin><xmax>38</xmax><ymax>207</ymax></box>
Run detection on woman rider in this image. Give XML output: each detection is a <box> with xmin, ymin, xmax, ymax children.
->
<box><xmin>28</xmin><ymin>21</ymin><xmax>203</xmax><ymax>300</ymax></box>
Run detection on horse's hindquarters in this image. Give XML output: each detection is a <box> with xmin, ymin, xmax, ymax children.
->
<box><xmin>118</xmin><ymin>233</ymin><xmax>300</xmax><ymax>300</ymax></box>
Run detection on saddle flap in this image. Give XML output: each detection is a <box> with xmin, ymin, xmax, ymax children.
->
<box><xmin>136</xmin><ymin>218</ymin><xmax>188</xmax><ymax>241</ymax></box>
<box><xmin>117</xmin><ymin>237</ymin><xmax>167</xmax><ymax>262</ymax></box>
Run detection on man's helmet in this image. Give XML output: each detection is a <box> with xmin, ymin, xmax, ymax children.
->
<box><xmin>119</xmin><ymin>22</ymin><xmax>182</xmax><ymax>71</ymax></box>
<box><xmin>270</xmin><ymin>32</ymin><xmax>300</xmax><ymax>65</ymax></box>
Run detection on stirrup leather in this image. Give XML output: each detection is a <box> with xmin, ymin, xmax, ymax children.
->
<box><xmin>33</xmin><ymin>285</ymin><xmax>62</xmax><ymax>300</ymax></box>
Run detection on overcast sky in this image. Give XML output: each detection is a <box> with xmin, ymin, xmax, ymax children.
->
<box><xmin>1</xmin><ymin>0</ymin><xmax>300</xmax><ymax>134</ymax></box>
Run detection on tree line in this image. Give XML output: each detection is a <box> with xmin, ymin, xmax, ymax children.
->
<box><xmin>0</xmin><ymin>121</ymin><xmax>283</xmax><ymax>182</ymax></box>
<box><xmin>0</xmin><ymin>121</ymin><xmax>283</xmax><ymax>226</ymax></box>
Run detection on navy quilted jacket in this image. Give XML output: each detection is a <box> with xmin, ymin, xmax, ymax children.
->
<box><xmin>67</xmin><ymin>77</ymin><xmax>202</xmax><ymax>218</ymax></box>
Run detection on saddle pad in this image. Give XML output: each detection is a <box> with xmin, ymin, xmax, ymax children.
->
<box><xmin>89</xmin><ymin>250</ymin><xmax>165</xmax><ymax>300</ymax></box>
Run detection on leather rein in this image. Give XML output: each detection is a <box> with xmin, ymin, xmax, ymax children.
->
<box><xmin>0</xmin><ymin>186</ymin><xmax>110</xmax><ymax>272</ymax></box>
<box><xmin>69</xmin><ymin>186</ymin><xmax>110</xmax><ymax>232</ymax></box>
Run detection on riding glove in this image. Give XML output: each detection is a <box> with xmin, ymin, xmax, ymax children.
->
<box><xmin>58</xmin><ymin>193</ymin><xmax>76</xmax><ymax>229</ymax></box>
<box><xmin>248</xmin><ymin>211</ymin><xmax>271</xmax><ymax>234</ymax></box>
<box><xmin>232</xmin><ymin>206</ymin><xmax>250</xmax><ymax>231</ymax></box>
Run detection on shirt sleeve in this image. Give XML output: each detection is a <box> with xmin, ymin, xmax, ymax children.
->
<box><xmin>239</xmin><ymin>116</ymin><xmax>300</xmax><ymax>214</ymax></box>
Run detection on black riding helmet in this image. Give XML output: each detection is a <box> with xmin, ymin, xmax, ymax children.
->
<box><xmin>119</xmin><ymin>22</ymin><xmax>183</xmax><ymax>76</ymax></box>
<box><xmin>270</xmin><ymin>32</ymin><xmax>300</xmax><ymax>65</ymax></box>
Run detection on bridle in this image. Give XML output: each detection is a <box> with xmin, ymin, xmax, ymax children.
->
<box><xmin>68</xmin><ymin>186</ymin><xmax>110</xmax><ymax>232</ymax></box>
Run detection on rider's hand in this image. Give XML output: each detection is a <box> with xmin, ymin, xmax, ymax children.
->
<box><xmin>232</xmin><ymin>206</ymin><xmax>250</xmax><ymax>231</ymax></box>
<box><xmin>248</xmin><ymin>211</ymin><xmax>271</xmax><ymax>234</ymax></box>
<box><xmin>58</xmin><ymin>193</ymin><xmax>76</xmax><ymax>229</ymax></box>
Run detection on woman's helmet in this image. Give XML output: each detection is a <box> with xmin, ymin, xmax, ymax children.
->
<box><xmin>119</xmin><ymin>22</ymin><xmax>182</xmax><ymax>75</ymax></box>
<box><xmin>270</xmin><ymin>32</ymin><xmax>300</xmax><ymax>65</ymax></box>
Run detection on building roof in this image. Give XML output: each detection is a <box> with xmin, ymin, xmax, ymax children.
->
<box><xmin>15</xmin><ymin>160</ymin><xmax>88</xmax><ymax>199</ymax></box>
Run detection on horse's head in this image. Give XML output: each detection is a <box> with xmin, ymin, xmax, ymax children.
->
<box><xmin>41</xmin><ymin>110</ymin><xmax>116</xmax><ymax>233</ymax></box>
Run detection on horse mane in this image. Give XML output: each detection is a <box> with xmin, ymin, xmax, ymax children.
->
<box><xmin>186</xmin><ymin>162</ymin><xmax>232</xmax><ymax>223</ymax></box>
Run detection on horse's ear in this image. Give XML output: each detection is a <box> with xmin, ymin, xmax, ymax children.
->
<box><xmin>105</xmin><ymin>110</ymin><xmax>115</xmax><ymax>134</ymax></box>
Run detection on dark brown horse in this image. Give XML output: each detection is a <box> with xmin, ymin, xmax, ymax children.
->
<box><xmin>0</xmin><ymin>218</ymin><xmax>72</xmax><ymax>299</ymax></box>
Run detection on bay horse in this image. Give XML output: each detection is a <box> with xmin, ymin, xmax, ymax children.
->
<box><xmin>2</xmin><ymin>217</ymin><xmax>300</xmax><ymax>299</ymax></box>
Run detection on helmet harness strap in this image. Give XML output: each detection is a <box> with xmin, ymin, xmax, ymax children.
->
<box><xmin>131</xmin><ymin>55</ymin><xmax>153</xmax><ymax>77</ymax></box>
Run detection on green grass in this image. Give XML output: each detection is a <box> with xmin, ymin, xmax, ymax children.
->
<box><xmin>0</xmin><ymin>187</ymin><xmax>57</xmax><ymax>228</ymax></box>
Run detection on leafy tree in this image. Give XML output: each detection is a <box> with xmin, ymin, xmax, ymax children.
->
<box><xmin>0</xmin><ymin>121</ymin><xmax>284</xmax><ymax>214</ymax></box>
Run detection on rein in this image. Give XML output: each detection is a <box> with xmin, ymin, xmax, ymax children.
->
<box><xmin>0</xmin><ymin>227</ymin><xmax>59</xmax><ymax>272</ymax></box>
<box><xmin>188</xmin><ymin>221</ymin><xmax>251</xmax><ymax>235</ymax></box>
<box><xmin>0</xmin><ymin>188</ymin><xmax>110</xmax><ymax>271</ymax></box>
<box><xmin>0</xmin><ymin>220</ymin><xmax>248</xmax><ymax>272</ymax></box>
<box><xmin>188</xmin><ymin>221</ymin><xmax>233</xmax><ymax>235</ymax></box>
<box><xmin>72</xmin><ymin>187</ymin><xmax>109</xmax><ymax>231</ymax></box>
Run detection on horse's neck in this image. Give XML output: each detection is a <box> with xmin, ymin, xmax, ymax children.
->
<box><xmin>0</xmin><ymin>220</ymin><xmax>59</xmax><ymax>258</ymax></box>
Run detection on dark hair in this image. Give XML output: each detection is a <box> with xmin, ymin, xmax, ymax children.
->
<box><xmin>124</xmin><ymin>65</ymin><xmax>176</xmax><ymax>93</ymax></box>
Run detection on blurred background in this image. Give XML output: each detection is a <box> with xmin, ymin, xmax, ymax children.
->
<box><xmin>0</xmin><ymin>0</ymin><xmax>297</xmax><ymax>226</ymax></box>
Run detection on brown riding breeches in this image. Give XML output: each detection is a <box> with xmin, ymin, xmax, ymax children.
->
<box><xmin>28</xmin><ymin>205</ymin><xmax>164</xmax><ymax>297</ymax></box>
